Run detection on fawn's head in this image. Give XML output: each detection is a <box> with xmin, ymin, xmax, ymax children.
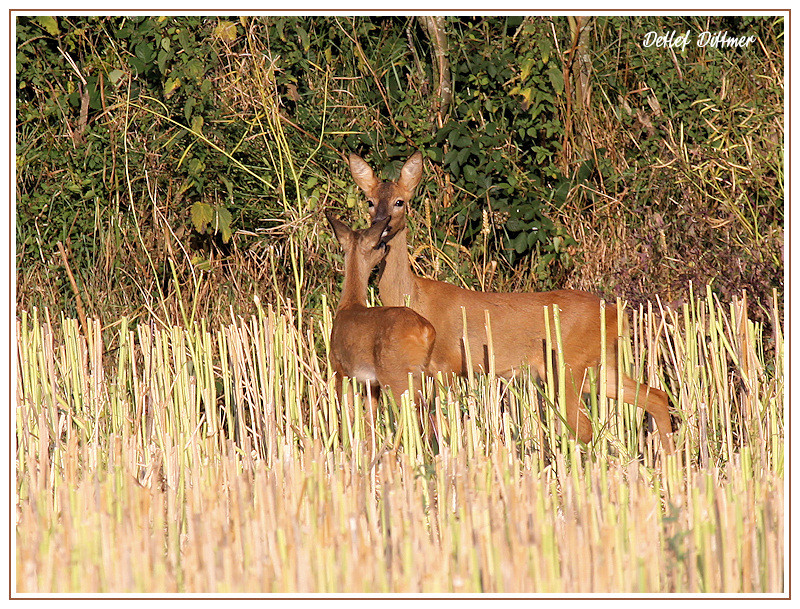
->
<box><xmin>348</xmin><ymin>151</ymin><xmax>423</xmax><ymax>243</ymax></box>
<box><xmin>326</xmin><ymin>211</ymin><xmax>392</xmax><ymax>276</ymax></box>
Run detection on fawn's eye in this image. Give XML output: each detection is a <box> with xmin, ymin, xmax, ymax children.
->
<box><xmin>394</xmin><ymin>199</ymin><xmax>405</xmax><ymax>208</ymax></box>
<box><xmin>367</xmin><ymin>200</ymin><xmax>375</xmax><ymax>208</ymax></box>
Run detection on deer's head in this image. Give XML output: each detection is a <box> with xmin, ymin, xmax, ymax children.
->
<box><xmin>348</xmin><ymin>151</ymin><xmax>423</xmax><ymax>243</ymax></box>
<box><xmin>326</xmin><ymin>211</ymin><xmax>392</xmax><ymax>273</ymax></box>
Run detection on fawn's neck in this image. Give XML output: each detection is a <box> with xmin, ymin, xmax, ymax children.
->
<box><xmin>377</xmin><ymin>227</ymin><xmax>418</xmax><ymax>307</ymax></box>
<box><xmin>337</xmin><ymin>251</ymin><xmax>371</xmax><ymax>312</ymax></box>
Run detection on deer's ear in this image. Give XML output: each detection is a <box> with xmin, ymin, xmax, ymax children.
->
<box><xmin>325</xmin><ymin>211</ymin><xmax>352</xmax><ymax>247</ymax></box>
<box><xmin>398</xmin><ymin>151</ymin><xmax>423</xmax><ymax>193</ymax></box>
<box><xmin>348</xmin><ymin>154</ymin><xmax>379</xmax><ymax>193</ymax></box>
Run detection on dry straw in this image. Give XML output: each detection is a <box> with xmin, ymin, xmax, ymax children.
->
<box><xmin>15</xmin><ymin>287</ymin><xmax>783</xmax><ymax>594</ymax></box>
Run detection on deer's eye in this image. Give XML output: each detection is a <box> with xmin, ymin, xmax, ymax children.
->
<box><xmin>394</xmin><ymin>199</ymin><xmax>405</xmax><ymax>208</ymax></box>
<box><xmin>367</xmin><ymin>200</ymin><xmax>375</xmax><ymax>209</ymax></box>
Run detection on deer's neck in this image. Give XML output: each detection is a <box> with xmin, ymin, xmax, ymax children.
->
<box><xmin>337</xmin><ymin>254</ymin><xmax>370</xmax><ymax>312</ymax></box>
<box><xmin>378</xmin><ymin>227</ymin><xmax>418</xmax><ymax>307</ymax></box>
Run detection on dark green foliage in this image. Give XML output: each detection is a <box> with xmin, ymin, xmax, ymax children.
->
<box><xmin>16</xmin><ymin>15</ymin><xmax>783</xmax><ymax>328</ymax></box>
<box><xmin>431</xmin><ymin>18</ymin><xmax>575</xmax><ymax>284</ymax></box>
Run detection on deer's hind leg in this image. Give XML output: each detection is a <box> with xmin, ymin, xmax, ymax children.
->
<box><xmin>534</xmin><ymin>354</ymin><xmax>593</xmax><ymax>445</ymax></box>
<box><xmin>382</xmin><ymin>369</ymin><xmax>437</xmax><ymax>441</ymax></box>
<box><xmin>363</xmin><ymin>382</ymin><xmax>382</xmax><ymax>431</ymax></box>
<box><xmin>606</xmin><ymin>372</ymin><xmax>676</xmax><ymax>453</ymax></box>
<box><xmin>332</xmin><ymin>371</ymin><xmax>353</xmax><ymax>417</ymax></box>
<box><xmin>562</xmin><ymin>372</ymin><xmax>594</xmax><ymax>445</ymax></box>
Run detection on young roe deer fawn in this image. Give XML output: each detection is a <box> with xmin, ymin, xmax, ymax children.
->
<box><xmin>326</xmin><ymin>211</ymin><xmax>436</xmax><ymax>426</ymax></box>
<box><xmin>348</xmin><ymin>152</ymin><xmax>677</xmax><ymax>452</ymax></box>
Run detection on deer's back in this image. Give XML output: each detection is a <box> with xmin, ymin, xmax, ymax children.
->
<box><xmin>406</xmin><ymin>278</ymin><xmax>619</xmax><ymax>377</ymax></box>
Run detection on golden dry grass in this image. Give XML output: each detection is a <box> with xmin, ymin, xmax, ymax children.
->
<box><xmin>14</xmin><ymin>289</ymin><xmax>784</xmax><ymax>595</ymax></box>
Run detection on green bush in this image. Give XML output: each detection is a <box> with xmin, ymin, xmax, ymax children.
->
<box><xmin>15</xmin><ymin>15</ymin><xmax>783</xmax><ymax>328</ymax></box>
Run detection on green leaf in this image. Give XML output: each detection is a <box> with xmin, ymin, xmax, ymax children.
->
<box><xmin>521</xmin><ymin>205</ymin><xmax>537</xmax><ymax>221</ymax></box>
<box><xmin>428</xmin><ymin>147</ymin><xmax>443</xmax><ymax>163</ymax></box>
<box><xmin>539</xmin><ymin>38</ymin><xmax>552</xmax><ymax>65</ymax></box>
<box><xmin>215</xmin><ymin>205</ymin><xmax>233</xmax><ymax>242</ymax></box>
<box><xmin>553</xmin><ymin>181</ymin><xmax>570</xmax><ymax>205</ymax></box>
<box><xmin>463</xmin><ymin>165</ymin><xmax>478</xmax><ymax>184</ymax></box>
<box><xmin>220</xmin><ymin>175</ymin><xmax>234</xmax><ymax>199</ymax></box>
<box><xmin>184</xmin><ymin>96</ymin><xmax>196</xmax><ymax>124</ymax></box>
<box><xmin>457</xmin><ymin>134</ymin><xmax>473</xmax><ymax>149</ymax></box>
<box><xmin>135</xmin><ymin>41</ymin><xmax>155</xmax><ymax>63</ymax></box>
<box><xmin>512</xmin><ymin>232</ymin><xmax>528</xmax><ymax>254</ymax></box>
<box><xmin>297</xmin><ymin>26</ymin><xmax>310</xmax><ymax>52</ymax></box>
<box><xmin>213</xmin><ymin>21</ymin><xmax>238</xmax><ymax>43</ymax></box>
<box><xmin>108</xmin><ymin>69</ymin><xmax>125</xmax><ymax>87</ymax></box>
<box><xmin>187</xmin><ymin>157</ymin><xmax>205</xmax><ymax>176</ymax></box>
<box><xmin>157</xmin><ymin>49</ymin><xmax>170</xmax><ymax>73</ymax></box>
<box><xmin>127</xmin><ymin>56</ymin><xmax>145</xmax><ymax>75</ymax></box>
<box><xmin>178</xmin><ymin>28</ymin><xmax>190</xmax><ymax>49</ymax></box>
<box><xmin>192</xmin><ymin>256</ymin><xmax>212</xmax><ymax>271</ymax></box>
<box><xmin>164</xmin><ymin>76</ymin><xmax>181</xmax><ymax>98</ymax></box>
<box><xmin>185</xmin><ymin>58</ymin><xmax>204</xmax><ymax>79</ymax></box>
<box><xmin>506</xmin><ymin>219</ymin><xmax>523</xmax><ymax>232</ymax></box>
<box><xmin>190</xmin><ymin>201</ymin><xmax>213</xmax><ymax>232</ymax></box>
<box><xmin>548</xmin><ymin>66</ymin><xmax>564</xmax><ymax>94</ymax></box>
<box><xmin>577</xmin><ymin>160</ymin><xmax>593</xmax><ymax>182</ymax></box>
<box><xmin>34</xmin><ymin>16</ymin><xmax>59</xmax><ymax>36</ymax></box>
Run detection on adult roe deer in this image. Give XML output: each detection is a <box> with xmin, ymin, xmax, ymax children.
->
<box><xmin>348</xmin><ymin>151</ymin><xmax>676</xmax><ymax>452</ymax></box>
<box><xmin>326</xmin><ymin>211</ymin><xmax>436</xmax><ymax>425</ymax></box>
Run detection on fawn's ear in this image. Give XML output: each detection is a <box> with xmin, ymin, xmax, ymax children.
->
<box><xmin>325</xmin><ymin>211</ymin><xmax>352</xmax><ymax>247</ymax></box>
<box><xmin>397</xmin><ymin>151</ymin><xmax>423</xmax><ymax>194</ymax></box>
<box><xmin>363</xmin><ymin>216</ymin><xmax>391</xmax><ymax>249</ymax></box>
<box><xmin>348</xmin><ymin>153</ymin><xmax>379</xmax><ymax>194</ymax></box>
